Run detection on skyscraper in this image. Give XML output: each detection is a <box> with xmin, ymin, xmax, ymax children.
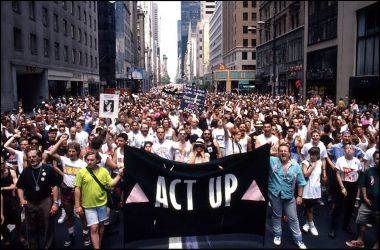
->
<box><xmin>180</xmin><ymin>1</ymin><xmax>201</xmax><ymax>78</ymax></box>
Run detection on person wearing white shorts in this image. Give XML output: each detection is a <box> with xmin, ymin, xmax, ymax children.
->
<box><xmin>84</xmin><ymin>205</ymin><xmax>108</xmax><ymax>227</ymax></box>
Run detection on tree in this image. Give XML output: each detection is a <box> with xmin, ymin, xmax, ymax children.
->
<box><xmin>161</xmin><ymin>74</ymin><xmax>171</xmax><ymax>84</ymax></box>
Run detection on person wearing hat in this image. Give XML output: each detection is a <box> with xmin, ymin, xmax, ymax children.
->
<box><xmin>188</xmin><ymin>138</ymin><xmax>210</xmax><ymax>164</ymax></box>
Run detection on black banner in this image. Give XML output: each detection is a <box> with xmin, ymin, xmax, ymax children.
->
<box><xmin>123</xmin><ymin>144</ymin><xmax>270</xmax><ymax>245</ymax></box>
<box><xmin>179</xmin><ymin>85</ymin><xmax>206</xmax><ymax>114</ymax></box>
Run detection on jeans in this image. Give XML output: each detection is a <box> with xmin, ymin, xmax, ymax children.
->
<box><xmin>269</xmin><ymin>193</ymin><xmax>303</xmax><ymax>242</ymax></box>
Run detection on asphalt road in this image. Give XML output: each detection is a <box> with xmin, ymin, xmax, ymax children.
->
<box><xmin>3</xmin><ymin>202</ymin><xmax>377</xmax><ymax>249</ymax></box>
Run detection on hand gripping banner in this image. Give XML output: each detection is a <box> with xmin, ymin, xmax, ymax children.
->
<box><xmin>123</xmin><ymin>144</ymin><xmax>270</xmax><ymax>245</ymax></box>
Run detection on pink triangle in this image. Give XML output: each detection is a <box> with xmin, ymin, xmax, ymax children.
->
<box><xmin>126</xmin><ymin>183</ymin><xmax>149</xmax><ymax>204</ymax></box>
<box><xmin>241</xmin><ymin>180</ymin><xmax>265</xmax><ymax>201</ymax></box>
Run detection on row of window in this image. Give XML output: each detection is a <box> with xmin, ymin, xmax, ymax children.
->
<box><xmin>243</xmin><ymin>39</ymin><xmax>257</xmax><ymax>47</ymax></box>
<box><xmin>243</xmin><ymin>1</ymin><xmax>257</xmax><ymax>8</ymax></box>
<box><xmin>12</xmin><ymin>1</ymin><xmax>97</xmax><ymax>32</ymax></box>
<box><xmin>242</xmin><ymin>12</ymin><xmax>257</xmax><ymax>21</ymax></box>
<box><xmin>13</xmin><ymin>28</ymin><xmax>97</xmax><ymax>68</ymax></box>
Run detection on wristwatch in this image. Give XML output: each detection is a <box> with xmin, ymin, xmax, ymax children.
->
<box><xmin>53</xmin><ymin>200</ymin><xmax>59</xmax><ymax>205</ymax></box>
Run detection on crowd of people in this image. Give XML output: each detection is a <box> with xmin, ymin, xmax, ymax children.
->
<box><xmin>1</xmin><ymin>87</ymin><xmax>379</xmax><ymax>249</ymax></box>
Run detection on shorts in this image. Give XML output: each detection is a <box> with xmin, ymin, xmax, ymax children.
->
<box><xmin>303</xmin><ymin>198</ymin><xmax>318</xmax><ymax>208</ymax></box>
<box><xmin>356</xmin><ymin>203</ymin><xmax>379</xmax><ymax>225</ymax></box>
<box><xmin>84</xmin><ymin>205</ymin><xmax>108</xmax><ymax>227</ymax></box>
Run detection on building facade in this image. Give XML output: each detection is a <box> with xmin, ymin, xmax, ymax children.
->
<box><xmin>303</xmin><ymin>1</ymin><xmax>379</xmax><ymax>103</ymax></box>
<box><xmin>209</xmin><ymin>1</ymin><xmax>223</xmax><ymax>71</ymax></box>
<box><xmin>1</xmin><ymin>1</ymin><xmax>99</xmax><ymax>112</ymax></box>
<box><xmin>180</xmin><ymin>1</ymin><xmax>201</xmax><ymax>79</ymax></box>
<box><xmin>256</xmin><ymin>1</ymin><xmax>305</xmax><ymax>95</ymax></box>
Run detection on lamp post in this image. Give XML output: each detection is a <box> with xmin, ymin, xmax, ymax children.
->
<box><xmin>248</xmin><ymin>20</ymin><xmax>277</xmax><ymax>96</ymax></box>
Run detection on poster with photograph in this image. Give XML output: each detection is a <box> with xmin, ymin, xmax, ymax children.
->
<box><xmin>99</xmin><ymin>93</ymin><xmax>119</xmax><ymax>119</ymax></box>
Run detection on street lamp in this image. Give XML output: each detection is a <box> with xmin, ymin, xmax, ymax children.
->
<box><xmin>248</xmin><ymin>20</ymin><xmax>277</xmax><ymax>96</ymax></box>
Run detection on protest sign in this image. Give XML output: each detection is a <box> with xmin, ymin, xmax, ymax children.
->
<box><xmin>123</xmin><ymin>144</ymin><xmax>270</xmax><ymax>244</ymax></box>
<box><xmin>99</xmin><ymin>93</ymin><xmax>119</xmax><ymax>119</ymax></box>
<box><xmin>179</xmin><ymin>85</ymin><xmax>206</xmax><ymax>114</ymax></box>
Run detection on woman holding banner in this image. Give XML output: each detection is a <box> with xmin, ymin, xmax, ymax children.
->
<box><xmin>268</xmin><ymin>143</ymin><xmax>307</xmax><ymax>249</ymax></box>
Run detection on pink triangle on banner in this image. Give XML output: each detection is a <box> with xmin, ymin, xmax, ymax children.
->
<box><xmin>126</xmin><ymin>183</ymin><xmax>149</xmax><ymax>204</ymax></box>
<box><xmin>241</xmin><ymin>180</ymin><xmax>265</xmax><ymax>201</ymax></box>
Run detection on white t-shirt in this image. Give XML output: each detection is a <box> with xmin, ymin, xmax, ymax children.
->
<box><xmin>60</xmin><ymin>156</ymin><xmax>87</xmax><ymax>188</ymax></box>
<box><xmin>152</xmin><ymin>140</ymin><xmax>174</xmax><ymax>160</ymax></box>
<box><xmin>14</xmin><ymin>150</ymin><xmax>25</xmax><ymax>174</ymax></box>
<box><xmin>114</xmin><ymin>147</ymin><xmax>124</xmax><ymax>168</ymax></box>
<box><xmin>335</xmin><ymin>156</ymin><xmax>363</xmax><ymax>182</ymax></box>
<box><xmin>364</xmin><ymin>146</ymin><xmax>377</xmax><ymax>168</ymax></box>
<box><xmin>301</xmin><ymin>141</ymin><xmax>328</xmax><ymax>160</ymax></box>
<box><xmin>239</xmin><ymin>135</ymin><xmax>250</xmax><ymax>153</ymax></box>
<box><xmin>212</xmin><ymin>128</ymin><xmax>226</xmax><ymax>148</ymax></box>
<box><xmin>172</xmin><ymin>141</ymin><xmax>192</xmax><ymax>162</ymax></box>
<box><xmin>256</xmin><ymin>134</ymin><xmax>279</xmax><ymax>146</ymax></box>
<box><xmin>302</xmin><ymin>160</ymin><xmax>322</xmax><ymax>199</ymax></box>
<box><xmin>164</xmin><ymin>128</ymin><xmax>175</xmax><ymax>141</ymax></box>
<box><xmin>225</xmin><ymin>139</ymin><xmax>243</xmax><ymax>156</ymax></box>
<box><xmin>135</xmin><ymin>134</ymin><xmax>155</xmax><ymax>149</ymax></box>
<box><xmin>129</xmin><ymin>131</ymin><xmax>142</xmax><ymax>148</ymax></box>
<box><xmin>76</xmin><ymin>130</ymin><xmax>89</xmax><ymax>149</ymax></box>
<box><xmin>191</xmin><ymin>127</ymin><xmax>203</xmax><ymax>138</ymax></box>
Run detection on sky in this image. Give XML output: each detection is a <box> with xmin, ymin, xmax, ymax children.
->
<box><xmin>157</xmin><ymin>1</ymin><xmax>181</xmax><ymax>82</ymax></box>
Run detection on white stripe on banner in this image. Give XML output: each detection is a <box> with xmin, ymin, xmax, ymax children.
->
<box><xmin>169</xmin><ymin>237</ymin><xmax>183</xmax><ymax>249</ymax></box>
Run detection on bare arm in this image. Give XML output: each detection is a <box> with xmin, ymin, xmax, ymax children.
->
<box><xmin>110</xmin><ymin>172</ymin><xmax>123</xmax><ymax>187</ymax></box>
<box><xmin>1</xmin><ymin>169</ymin><xmax>17</xmax><ymax>191</ymax></box>
<box><xmin>4</xmin><ymin>134</ymin><xmax>19</xmax><ymax>155</ymax></box>
<box><xmin>74</xmin><ymin>187</ymin><xmax>82</xmax><ymax>208</ymax></box>
<box><xmin>17</xmin><ymin>188</ymin><xmax>27</xmax><ymax>206</ymax></box>
<box><xmin>247</xmin><ymin>137</ymin><xmax>253</xmax><ymax>152</ymax></box>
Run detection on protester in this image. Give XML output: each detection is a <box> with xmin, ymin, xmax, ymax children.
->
<box><xmin>74</xmin><ymin>151</ymin><xmax>124</xmax><ymax>249</ymax></box>
<box><xmin>187</xmin><ymin>138</ymin><xmax>210</xmax><ymax>164</ymax></box>
<box><xmin>16</xmin><ymin>149</ymin><xmax>59</xmax><ymax>248</ymax></box>
<box><xmin>268</xmin><ymin>143</ymin><xmax>307</xmax><ymax>249</ymax></box>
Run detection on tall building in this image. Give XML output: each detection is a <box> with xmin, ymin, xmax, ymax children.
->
<box><xmin>256</xmin><ymin>1</ymin><xmax>305</xmax><ymax>95</ymax></box>
<box><xmin>303</xmin><ymin>1</ymin><xmax>378</xmax><ymax>102</ymax></box>
<box><xmin>136</xmin><ymin>7</ymin><xmax>145</xmax><ymax>69</ymax></box>
<box><xmin>1</xmin><ymin>1</ymin><xmax>99</xmax><ymax>112</ymax></box>
<box><xmin>176</xmin><ymin>19</ymin><xmax>182</xmax><ymax>82</ymax></box>
<box><xmin>162</xmin><ymin>54</ymin><xmax>168</xmax><ymax>76</ymax></box>
<box><xmin>98</xmin><ymin>1</ymin><xmax>137</xmax><ymax>89</ymax></box>
<box><xmin>209</xmin><ymin>1</ymin><xmax>223</xmax><ymax>71</ymax></box>
<box><xmin>180</xmin><ymin>1</ymin><xmax>201</xmax><ymax>78</ymax></box>
<box><xmin>152</xmin><ymin>2</ymin><xmax>160</xmax><ymax>85</ymax></box>
<box><xmin>139</xmin><ymin>1</ymin><xmax>154</xmax><ymax>88</ymax></box>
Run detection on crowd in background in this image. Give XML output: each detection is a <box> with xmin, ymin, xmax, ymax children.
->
<box><xmin>1</xmin><ymin>88</ymin><xmax>379</xmax><ymax>249</ymax></box>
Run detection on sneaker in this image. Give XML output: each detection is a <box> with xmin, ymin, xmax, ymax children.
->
<box><xmin>273</xmin><ymin>236</ymin><xmax>281</xmax><ymax>246</ymax></box>
<box><xmin>310</xmin><ymin>226</ymin><xmax>319</xmax><ymax>236</ymax></box>
<box><xmin>58</xmin><ymin>209</ymin><xmax>66</xmax><ymax>224</ymax></box>
<box><xmin>296</xmin><ymin>241</ymin><xmax>307</xmax><ymax>249</ymax></box>
<box><xmin>302</xmin><ymin>223</ymin><xmax>310</xmax><ymax>233</ymax></box>
<box><xmin>365</xmin><ymin>223</ymin><xmax>373</xmax><ymax>228</ymax></box>
<box><xmin>64</xmin><ymin>233</ymin><xmax>75</xmax><ymax>247</ymax></box>
<box><xmin>83</xmin><ymin>233</ymin><xmax>91</xmax><ymax>247</ymax></box>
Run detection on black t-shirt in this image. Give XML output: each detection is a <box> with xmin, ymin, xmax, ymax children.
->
<box><xmin>360</xmin><ymin>167</ymin><xmax>379</xmax><ymax>211</ymax></box>
<box><xmin>205</xmin><ymin>141</ymin><xmax>218</xmax><ymax>161</ymax></box>
<box><xmin>320</xmin><ymin>134</ymin><xmax>333</xmax><ymax>148</ymax></box>
<box><xmin>16</xmin><ymin>163</ymin><xmax>59</xmax><ymax>202</ymax></box>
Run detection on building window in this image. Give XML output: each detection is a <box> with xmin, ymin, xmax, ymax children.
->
<box><xmin>29</xmin><ymin>1</ymin><xmax>36</xmax><ymax>20</ymax></box>
<box><xmin>71</xmin><ymin>24</ymin><xmax>75</xmax><ymax>39</ymax></box>
<box><xmin>63</xmin><ymin>45</ymin><xmax>68</xmax><ymax>62</ymax></box>
<box><xmin>42</xmin><ymin>7</ymin><xmax>48</xmax><ymax>27</ymax></box>
<box><xmin>243</xmin><ymin>12</ymin><xmax>248</xmax><ymax>21</ymax></box>
<box><xmin>84</xmin><ymin>10</ymin><xmax>87</xmax><ymax>24</ymax></box>
<box><xmin>95</xmin><ymin>38</ymin><xmax>97</xmax><ymax>50</ymax></box>
<box><xmin>94</xmin><ymin>19</ymin><xmax>96</xmax><ymax>31</ymax></box>
<box><xmin>85</xmin><ymin>53</ymin><xmax>88</xmax><ymax>66</ymax></box>
<box><xmin>308</xmin><ymin>1</ymin><xmax>338</xmax><ymax>45</ymax></box>
<box><xmin>251</xmin><ymin>1</ymin><xmax>256</xmax><ymax>8</ymax></box>
<box><xmin>243</xmin><ymin>26</ymin><xmax>248</xmax><ymax>34</ymax></box>
<box><xmin>252</xmin><ymin>51</ymin><xmax>256</xmax><ymax>60</ymax></box>
<box><xmin>12</xmin><ymin>1</ymin><xmax>21</xmax><ymax>13</ymax></box>
<box><xmin>30</xmin><ymin>33</ymin><xmax>37</xmax><ymax>55</ymax></box>
<box><xmin>95</xmin><ymin>57</ymin><xmax>97</xmax><ymax>68</ymax></box>
<box><xmin>243</xmin><ymin>39</ymin><xmax>248</xmax><ymax>47</ymax></box>
<box><xmin>77</xmin><ymin>5</ymin><xmax>81</xmax><ymax>20</ymax></box>
<box><xmin>70</xmin><ymin>1</ymin><xmax>74</xmax><ymax>15</ymax></box>
<box><xmin>356</xmin><ymin>3</ymin><xmax>380</xmax><ymax>75</ymax></box>
<box><xmin>54</xmin><ymin>14</ymin><xmax>59</xmax><ymax>31</ymax></box>
<box><xmin>243</xmin><ymin>1</ymin><xmax>248</xmax><ymax>8</ymax></box>
<box><xmin>13</xmin><ymin>27</ymin><xmax>22</xmax><ymax>51</ymax></box>
<box><xmin>54</xmin><ymin>42</ymin><xmax>60</xmax><ymax>60</ymax></box>
<box><xmin>85</xmin><ymin>32</ymin><xmax>87</xmax><ymax>45</ymax></box>
<box><xmin>44</xmin><ymin>38</ymin><xmax>49</xmax><ymax>57</ymax></box>
<box><xmin>79</xmin><ymin>51</ymin><xmax>82</xmax><ymax>65</ymax></box>
<box><xmin>90</xmin><ymin>35</ymin><xmax>92</xmax><ymax>48</ymax></box>
<box><xmin>89</xmin><ymin>15</ymin><xmax>92</xmax><ymax>28</ymax></box>
<box><xmin>62</xmin><ymin>1</ymin><xmax>67</xmax><ymax>10</ymax></box>
<box><xmin>78</xmin><ymin>28</ymin><xmax>81</xmax><ymax>42</ymax></box>
<box><xmin>242</xmin><ymin>51</ymin><xmax>248</xmax><ymax>60</ymax></box>
<box><xmin>252</xmin><ymin>12</ymin><xmax>257</xmax><ymax>21</ymax></box>
<box><xmin>63</xmin><ymin>19</ymin><xmax>68</xmax><ymax>36</ymax></box>
<box><xmin>93</xmin><ymin>1</ymin><xmax>96</xmax><ymax>11</ymax></box>
<box><xmin>251</xmin><ymin>39</ymin><xmax>256</xmax><ymax>46</ymax></box>
<box><xmin>90</xmin><ymin>55</ymin><xmax>93</xmax><ymax>67</ymax></box>
<box><xmin>72</xmin><ymin>49</ymin><xmax>76</xmax><ymax>64</ymax></box>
